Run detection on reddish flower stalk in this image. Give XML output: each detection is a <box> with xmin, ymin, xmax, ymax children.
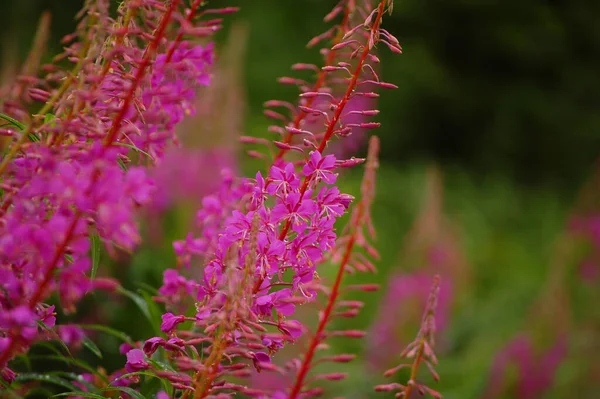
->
<box><xmin>375</xmin><ymin>275</ymin><xmax>442</xmax><ymax>399</ymax></box>
<box><xmin>271</xmin><ymin>1</ymin><xmax>353</xmax><ymax>163</ymax></box>
<box><xmin>252</xmin><ymin>0</ymin><xmax>397</xmax><ymax>294</ymax></box>
<box><xmin>133</xmin><ymin>1</ymin><xmax>398</xmax><ymax>397</ymax></box>
<box><xmin>103</xmin><ymin>0</ymin><xmax>181</xmax><ymax>146</ymax></box>
<box><xmin>288</xmin><ymin>135</ymin><xmax>380</xmax><ymax>399</ymax></box>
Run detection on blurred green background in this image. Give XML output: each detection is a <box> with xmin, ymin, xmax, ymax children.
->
<box><xmin>2</xmin><ymin>0</ymin><xmax>600</xmax><ymax>398</ymax></box>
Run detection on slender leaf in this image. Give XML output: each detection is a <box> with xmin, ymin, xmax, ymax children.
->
<box><xmin>113</xmin><ymin>142</ymin><xmax>154</xmax><ymax>160</ymax></box>
<box><xmin>117</xmin><ymin>157</ymin><xmax>128</xmax><ymax>171</ymax></box>
<box><xmin>53</xmin><ymin>392</ymin><xmax>107</xmax><ymax>399</ymax></box>
<box><xmin>27</xmin><ymin>132</ymin><xmax>41</xmax><ymax>142</ymax></box>
<box><xmin>147</xmin><ymin>358</ymin><xmax>177</xmax><ymax>372</ymax></box>
<box><xmin>140</xmin><ymin>290</ymin><xmax>163</xmax><ymax>330</ymax></box>
<box><xmin>90</xmin><ymin>234</ymin><xmax>101</xmax><ymax>281</ymax></box>
<box><xmin>117</xmin><ymin>287</ymin><xmax>161</xmax><ymax>335</ymax></box>
<box><xmin>36</xmin><ymin>321</ymin><xmax>75</xmax><ymax>360</ymax></box>
<box><xmin>104</xmin><ymin>386</ymin><xmax>147</xmax><ymax>399</ymax></box>
<box><xmin>135</xmin><ymin>282</ymin><xmax>159</xmax><ymax>296</ymax></box>
<box><xmin>0</xmin><ymin>113</ymin><xmax>39</xmax><ymax>142</ymax></box>
<box><xmin>82</xmin><ymin>337</ymin><xmax>102</xmax><ymax>359</ymax></box>
<box><xmin>28</xmin><ymin>355</ymin><xmax>107</xmax><ymax>383</ymax></box>
<box><xmin>77</xmin><ymin>323</ymin><xmax>134</xmax><ymax>344</ymax></box>
<box><xmin>0</xmin><ymin>113</ymin><xmax>25</xmax><ymax>130</ymax></box>
<box><xmin>15</xmin><ymin>373</ymin><xmax>77</xmax><ymax>391</ymax></box>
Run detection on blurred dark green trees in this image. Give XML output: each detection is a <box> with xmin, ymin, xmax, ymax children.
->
<box><xmin>2</xmin><ymin>0</ymin><xmax>600</xmax><ymax>189</ymax></box>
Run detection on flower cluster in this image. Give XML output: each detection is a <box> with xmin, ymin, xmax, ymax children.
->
<box><xmin>118</xmin><ymin>0</ymin><xmax>402</xmax><ymax>397</ymax></box>
<box><xmin>0</xmin><ymin>0</ymin><xmax>432</xmax><ymax>398</ymax></box>
<box><xmin>0</xmin><ymin>0</ymin><xmax>230</xmax><ymax>379</ymax></box>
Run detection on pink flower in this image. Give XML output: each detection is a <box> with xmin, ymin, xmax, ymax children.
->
<box><xmin>125</xmin><ymin>349</ymin><xmax>149</xmax><ymax>373</ymax></box>
<box><xmin>303</xmin><ymin>151</ymin><xmax>337</xmax><ymax>184</ymax></box>
<box><xmin>160</xmin><ymin>313</ymin><xmax>186</xmax><ymax>334</ymax></box>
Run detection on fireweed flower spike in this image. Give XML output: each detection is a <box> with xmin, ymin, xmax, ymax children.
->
<box><xmin>375</xmin><ymin>275</ymin><xmax>442</xmax><ymax>399</ymax></box>
<box><xmin>284</xmin><ymin>135</ymin><xmax>381</xmax><ymax>399</ymax></box>
<box><xmin>0</xmin><ymin>0</ymin><xmax>234</xmax><ymax>379</ymax></box>
<box><xmin>135</xmin><ymin>1</ymin><xmax>400</xmax><ymax>398</ymax></box>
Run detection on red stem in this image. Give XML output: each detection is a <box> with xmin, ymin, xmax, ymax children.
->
<box><xmin>273</xmin><ymin>7</ymin><xmax>352</xmax><ymax>163</ymax></box>
<box><xmin>104</xmin><ymin>0</ymin><xmax>180</xmax><ymax>145</ymax></box>
<box><xmin>288</xmin><ymin>204</ymin><xmax>363</xmax><ymax>399</ymax></box>
<box><xmin>253</xmin><ymin>1</ymin><xmax>385</xmax><ymax>294</ymax></box>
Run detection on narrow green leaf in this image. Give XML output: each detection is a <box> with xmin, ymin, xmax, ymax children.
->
<box><xmin>117</xmin><ymin>287</ymin><xmax>151</xmax><ymax>320</ymax></box>
<box><xmin>114</xmin><ymin>371</ymin><xmax>172</xmax><ymax>396</ymax></box>
<box><xmin>117</xmin><ymin>287</ymin><xmax>161</xmax><ymax>335</ymax></box>
<box><xmin>117</xmin><ymin>157</ymin><xmax>128</xmax><ymax>171</ymax></box>
<box><xmin>0</xmin><ymin>112</ymin><xmax>25</xmax><ymax>130</ymax></box>
<box><xmin>28</xmin><ymin>355</ymin><xmax>108</xmax><ymax>383</ymax></box>
<box><xmin>49</xmin><ymin>372</ymin><xmax>97</xmax><ymax>391</ymax></box>
<box><xmin>135</xmin><ymin>282</ymin><xmax>159</xmax><ymax>296</ymax></box>
<box><xmin>53</xmin><ymin>392</ymin><xmax>107</xmax><ymax>399</ymax></box>
<box><xmin>113</xmin><ymin>142</ymin><xmax>154</xmax><ymax>160</ymax></box>
<box><xmin>35</xmin><ymin>323</ymin><xmax>75</xmax><ymax>360</ymax></box>
<box><xmin>82</xmin><ymin>337</ymin><xmax>102</xmax><ymax>359</ymax></box>
<box><xmin>33</xmin><ymin>340</ymin><xmax>69</xmax><ymax>358</ymax></box>
<box><xmin>25</xmin><ymin>387</ymin><xmax>56</xmax><ymax>398</ymax></box>
<box><xmin>104</xmin><ymin>386</ymin><xmax>147</xmax><ymax>399</ymax></box>
<box><xmin>0</xmin><ymin>112</ymin><xmax>38</xmax><ymax>141</ymax></box>
<box><xmin>77</xmin><ymin>323</ymin><xmax>134</xmax><ymax>344</ymax></box>
<box><xmin>140</xmin><ymin>289</ymin><xmax>163</xmax><ymax>329</ymax></box>
<box><xmin>147</xmin><ymin>358</ymin><xmax>177</xmax><ymax>372</ymax></box>
<box><xmin>90</xmin><ymin>234</ymin><xmax>101</xmax><ymax>280</ymax></box>
<box><xmin>15</xmin><ymin>373</ymin><xmax>77</xmax><ymax>391</ymax></box>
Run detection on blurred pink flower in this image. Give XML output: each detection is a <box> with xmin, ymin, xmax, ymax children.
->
<box><xmin>484</xmin><ymin>333</ymin><xmax>567</xmax><ymax>398</ymax></box>
<box><xmin>367</xmin><ymin>272</ymin><xmax>452</xmax><ymax>371</ymax></box>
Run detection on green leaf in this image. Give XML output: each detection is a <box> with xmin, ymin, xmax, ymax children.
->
<box><xmin>53</xmin><ymin>392</ymin><xmax>107</xmax><ymax>399</ymax></box>
<box><xmin>77</xmin><ymin>324</ymin><xmax>134</xmax><ymax>344</ymax></box>
<box><xmin>34</xmin><ymin>324</ymin><xmax>75</xmax><ymax>360</ymax></box>
<box><xmin>0</xmin><ymin>113</ymin><xmax>25</xmax><ymax>130</ymax></box>
<box><xmin>117</xmin><ymin>157</ymin><xmax>128</xmax><ymax>171</ymax></box>
<box><xmin>140</xmin><ymin>289</ymin><xmax>163</xmax><ymax>327</ymax></box>
<box><xmin>15</xmin><ymin>373</ymin><xmax>77</xmax><ymax>391</ymax></box>
<box><xmin>0</xmin><ymin>112</ymin><xmax>39</xmax><ymax>141</ymax></box>
<box><xmin>28</xmin><ymin>355</ymin><xmax>107</xmax><ymax>382</ymax></box>
<box><xmin>146</xmin><ymin>358</ymin><xmax>176</xmax><ymax>372</ymax></box>
<box><xmin>44</xmin><ymin>113</ymin><xmax>56</xmax><ymax>124</ymax></box>
<box><xmin>34</xmin><ymin>340</ymin><xmax>71</xmax><ymax>358</ymax></box>
<box><xmin>135</xmin><ymin>282</ymin><xmax>160</xmax><ymax>296</ymax></box>
<box><xmin>90</xmin><ymin>234</ymin><xmax>101</xmax><ymax>281</ymax></box>
<box><xmin>113</xmin><ymin>142</ymin><xmax>154</xmax><ymax>161</ymax></box>
<box><xmin>49</xmin><ymin>371</ymin><xmax>97</xmax><ymax>391</ymax></box>
<box><xmin>117</xmin><ymin>287</ymin><xmax>161</xmax><ymax>335</ymax></box>
<box><xmin>103</xmin><ymin>386</ymin><xmax>147</xmax><ymax>399</ymax></box>
<box><xmin>27</xmin><ymin>132</ymin><xmax>41</xmax><ymax>142</ymax></box>
<box><xmin>82</xmin><ymin>337</ymin><xmax>102</xmax><ymax>359</ymax></box>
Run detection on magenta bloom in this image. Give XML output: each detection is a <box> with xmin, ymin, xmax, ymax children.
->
<box><xmin>125</xmin><ymin>349</ymin><xmax>149</xmax><ymax>373</ymax></box>
<box><xmin>484</xmin><ymin>333</ymin><xmax>567</xmax><ymax>398</ymax></box>
<box><xmin>160</xmin><ymin>313</ymin><xmax>186</xmax><ymax>334</ymax></box>
<box><xmin>303</xmin><ymin>151</ymin><xmax>338</xmax><ymax>184</ymax></box>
